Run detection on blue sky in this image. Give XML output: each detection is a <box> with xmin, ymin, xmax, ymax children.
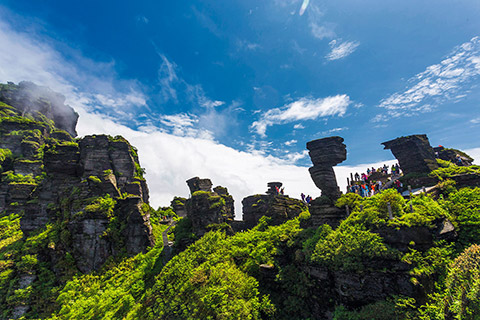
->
<box><xmin>1</xmin><ymin>0</ymin><xmax>480</xmax><ymax>210</ymax></box>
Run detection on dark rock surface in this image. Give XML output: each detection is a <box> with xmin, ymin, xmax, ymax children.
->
<box><xmin>242</xmin><ymin>193</ymin><xmax>306</xmax><ymax>229</ymax></box>
<box><xmin>185</xmin><ymin>178</ymin><xmax>234</xmax><ymax>236</ymax></box>
<box><xmin>307</xmin><ymin>136</ymin><xmax>346</xmax><ymax>201</ymax></box>
<box><xmin>0</xmin><ymin>81</ymin><xmax>79</xmax><ymax>136</ymax></box>
<box><xmin>186</xmin><ymin>177</ymin><xmax>213</xmax><ymax>194</ymax></box>
<box><xmin>433</xmin><ymin>146</ymin><xmax>474</xmax><ymax>166</ymax></box>
<box><xmin>171</xmin><ymin>196</ymin><xmax>187</xmax><ymax>217</ymax></box>
<box><xmin>305</xmin><ymin>198</ymin><xmax>347</xmax><ymax>228</ymax></box>
<box><xmin>0</xmin><ymin>96</ymin><xmax>153</xmax><ymax>273</ymax></box>
<box><xmin>382</xmin><ymin>134</ymin><xmax>439</xmax><ymax>175</ymax></box>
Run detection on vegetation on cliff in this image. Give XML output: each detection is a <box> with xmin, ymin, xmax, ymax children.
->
<box><xmin>1</xmin><ymin>82</ymin><xmax>480</xmax><ymax>319</ymax></box>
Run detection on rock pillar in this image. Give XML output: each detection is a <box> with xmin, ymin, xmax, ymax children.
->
<box><xmin>306</xmin><ymin>136</ymin><xmax>347</xmax><ymax>201</ymax></box>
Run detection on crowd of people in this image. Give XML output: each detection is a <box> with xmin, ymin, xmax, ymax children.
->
<box><xmin>348</xmin><ymin>163</ymin><xmax>403</xmax><ymax>197</ymax></box>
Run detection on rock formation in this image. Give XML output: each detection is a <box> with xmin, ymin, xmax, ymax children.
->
<box><xmin>241</xmin><ymin>182</ymin><xmax>306</xmax><ymax>229</ymax></box>
<box><xmin>0</xmin><ymin>81</ymin><xmax>79</xmax><ymax>137</ymax></box>
<box><xmin>0</xmin><ymin>92</ymin><xmax>153</xmax><ymax>274</ymax></box>
<box><xmin>185</xmin><ymin>177</ymin><xmax>234</xmax><ymax>236</ymax></box>
<box><xmin>382</xmin><ymin>134</ymin><xmax>439</xmax><ymax>175</ymax></box>
<box><xmin>306</xmin><ymin>136</ymin><xmax>346</xmax><ymax>201</ymax></box>
<box><xmin>433</xmin><ymin>146</ymin><xmax>474</xmax><ymax>166</ymax></box>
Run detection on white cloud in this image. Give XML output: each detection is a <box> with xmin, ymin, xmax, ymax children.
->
<box><xmin>157</xmin><ymin>54</ymin><xmax>179</xmax><ymax>103</ymax></box>
<box><xmin>310</xmin><ymin>22</ymin><xmax>336</xmax><ymax>40</ymax></box>
<box><xmin>377</xmin><ymin>36</ymin><xmax>480</xmax><ymax>121</ymax></box>
<box><xmin>251</xmin><ymin>95</ymin><xmax>351</xmax><ymax>137</ymax></box>
<box><xmin>294</xmin><ymin>123</ymin><xmax>305</xmax><ymax>129</ymax></box>
<box><xmin>161</xmin><ymin>113</ymin><xmax>197</xmax><ymax>128</ymax></box>
<box><xmin>326</xmin><ymin>39</ymin><xmax>360</xmax><ymax>61</ymax></box>
<box><xmin>0</xmin><ymin>10</ymin><xmax>147</xmax><ymax>115</ymax></box>
<box><xmin>321</xmin><ymin>127</ymin><xmax>348</xmax><ymax>135</ymax></box>
<box><xmin>465</xmin><ymin>147</ymin><xmax>480</xmax><ymax>164</ymax></box>
<box><xmin>471</xmin><ymin>117</ymin><xmax>480</xmax><ymax>124</ymax></box>
<box><xmin>285</xmin><ymin>139</ymin><xmax>297</xmax><ymax>146</ymax></box>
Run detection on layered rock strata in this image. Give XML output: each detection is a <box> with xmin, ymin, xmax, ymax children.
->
<box><xmin>306</xmin><ymin>136</ymin><xmax>346</xmax><ymax>201</ymax></box>
<box><xmin>0</xmin><ymin>81</ymin><xmax>79</xmax><ymax>137</ymax></box>
<box><xmin>382</xmin><ymin>134</ymin><xmax>439</xmax><ymax>175</ymax></box>
<box><xmin>0</xmin><ymin>97</ymin><xmax>153</xmax><ymax>273</ymax></box>
<box><xmin>242</xmin><ymin>182</ymin><xmax>307</xmax><ymax>229</ymax></box>
<box><xmin>185</xmin><ymin>177</ymin><xmax>234</xmax><ymax>236</ymax></box>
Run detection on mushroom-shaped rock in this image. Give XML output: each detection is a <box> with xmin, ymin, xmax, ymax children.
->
<box><xmin>306</xmin><ymin>136</ymin><xmax>346</xmax><ymax>201</ymax></box>
<box><xmin>382</xmin><ymin>134</ymin><xmax>438</xmax><ymax>175</ymax></box>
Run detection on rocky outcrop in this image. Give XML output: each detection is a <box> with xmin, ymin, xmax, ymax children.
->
<box><xmin>307</xmin><ymin>137</ymin><xmax>347</xmax><ymax>201</ymax></box>
<box><xmin>242</xmin><ymin>182</ymin><xmax>307</xmax><ymax>229</ymax></box>
<box><xmin>382</xmin><ymin>134</ymin><xmax>439</xmax><ymax>175</ymax></box>
<box><xmin>0</xmin><ymin>95</ymin><xmax>153</xmax><ymax>274</ymax></box>
<box><xmin>0</xmin><ymin>81</ymin><xmax>79</xmax><ymax>136</ymax></box>
<box><xmin>304</xmin><ymin>197</ymin><xmax>347</xmax><ymax>228</ymax></box>
<box><xmin>171</xmin><ymin>196</ymin><xmax>187</xmax><ymax>217</ymax></box>
<box><xmin>433</xmin><ymin>146</ymin><xmax>474</xmax><ymax>166</ymax></box>
<box><xmin>185</xmin><ymin>177</ymin><xmax>235</xmax><ymax>236</ymax></box>
<box><xmin>186</xmin><ymin>177</ymin><xmax>213</xmax><ymax>193</ymax></box>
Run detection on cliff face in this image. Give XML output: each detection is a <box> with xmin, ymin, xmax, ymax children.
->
<box><xmin>0</xmin><ymin>86</ymin><xmax>153</xmax><ymax>317</ymax></box>
<box><xmin>0</xmin><ymin>82</ymin><xmax>79</xmax><ymax>137</ymax></box>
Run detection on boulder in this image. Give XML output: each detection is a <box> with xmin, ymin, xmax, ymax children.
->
<box><xmin>242</xmin><ymin>192</ymin><xmax>306</xmax><ymax>229</ymax></box>
<box><xmin>186</xmin><ymin>177</ymin><xmax>213</xmax><ymax>194</ymax></box>
<box><xmin>382</xmin><ymin>134</ymin><xmax>438</xmax><ymax>175</ymax></box>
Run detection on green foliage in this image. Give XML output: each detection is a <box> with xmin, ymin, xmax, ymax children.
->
<box><xmin>420</xmin><ymin>244</ymin><xmax>480</xmax><ymax>319</ymax></box>
<box><xmin>172</xmin><ymin>217</ymin><xmax>197</xmax><ymax>249</ymax></box>
<box><xmin>444</xmin><ymin>244</ymin><xmax>480</xmax><ymax>319</ymax></box>
<box><xmin>1</xmin><ymin>170</ymin><xmax>36</xmax><ymax>184</ymax></box>
<box><xmin>87</xmin><ymin>175</ymin><xmax>102</xmax><ymax>184</ymax></box>
<box><xmin>441</xmin><ymin>187</ymin><xmax>480</xmax><ymax>249</ymax></box>
<box><xmin>430</xmin><ymin>164</ymin><xmax>480</xmax><ymax>181</ymax></box>
<box><xmin>52</xmin><ymin>246</ymin><xmax>164</xmax><ymax>320</ymax></box>
<box><xmin>393</xmin><ymin>195</ymin><xmax>449</xmax><ymax>228</ymax></box>
<box><xmin>436</xmin><ymin>159</ymin><xmax>455</xmax><ymax>168</ymax></box>
<box><xmin>333</xmin><ymin>296</ymin><xmax>418</xmax><ymax>320</ymax></box>
<box><xmin>311</xmin><ymin>223</ymin><xmax>397</xmax><ymax>271</ymax></box>
<box><xmin>0</xmin><ymin>148</ymin><xmax>12</xmax><ymax>163</ymax></box>
<box><xmin>209</xmin><ymin>195</ymin><xmax>226</xmax><ymax>210</ymax></box>
<box><xmin>336</xmin><ymin>192</ymin><xmax>363</xmax><ymax>210</ymax></box>
<box><xmin>0</xmin><ymin>218</ymin><xmax>75</xmax><ymax>318</ymax></box>
<box><xmin>84</xmin><ymin>195</ymin><xmax>116</xmax><ymax>218</ymax></box>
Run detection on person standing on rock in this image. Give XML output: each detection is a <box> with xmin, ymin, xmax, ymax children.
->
<box><xmin>355</xmin><ymin>172</ymin><xmax>360</xmax><ymax>181</ymax></box>
<box><xmin>301</xmin><ymin>193</ymin><xmax>305</xmax><ymax>202</ymax></box>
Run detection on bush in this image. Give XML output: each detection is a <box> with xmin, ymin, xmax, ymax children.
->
<box><xmin>311</xmin><ymin>223</ymin><xmax>397</xmax><ymax>271</ymax></box>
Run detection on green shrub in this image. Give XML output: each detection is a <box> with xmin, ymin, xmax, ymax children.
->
<box><xmin>311</xmin><ymin>224</ymin><xmax>397</xmax><ymax>271</ymax></box>
<box><xmin>430</xmin><ymin>165</ymin><xmax>480</xmax><ymax>181</ymax></box>
<box><xmin>84</xmin><ymin>195</ymin><xmax>116</xmax><ymax>218</ymax></box>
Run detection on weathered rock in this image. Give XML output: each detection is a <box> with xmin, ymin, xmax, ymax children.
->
<box><xmin>242</xmin><ymin>193</ymin><xmax>306</xmax><ymax>229</ymax></box>
<box><xmin>373</xmin><ymin>225</ymin><xmax>434</xmax><ymax>252</ymax></box>
<box><xmin>382</xmin><ymin>134</ymin><xmax>438</xmax><ymax>175</ymax></box>
<box><xmin>307</xmin><ymin>136</ymin><xmax>346</xmax><ymax>201</ymax></box>
<box><xmin>333</xmin><ymin>270</ymin><xmax>416</xmax><ymax>307</ymax></box>
<box><xmin>433</xmin><ymin>146</ymin><xmax>474</xmax><ymax>166</ymax></box>
<box><xmin>0</xmin><ymin>81</ymin><xmax>79</xmax><ymax>136</ymax></box>
<box><xmin>266</xmin><ymin>182</ymin><xmax>282</xmax><ymax>195</ymax></box>
<box><xmin>171</xmin><ymin>196</ymin><xmax>187</xmax><ymax>217</ymax></box>
<box><xmin>186</xmin><ymin>177</ymin><xmax>213</xmax><ymax>194</ymax></box>
<box><xmin>305</xmin><ymin>197</ymin><xmax>347</xmax><ymax>228</ymax></box>
<box><xmin>185</xmin><ymin>178</ymin><xmax>234</xmax><ymax>236</ymax></box>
